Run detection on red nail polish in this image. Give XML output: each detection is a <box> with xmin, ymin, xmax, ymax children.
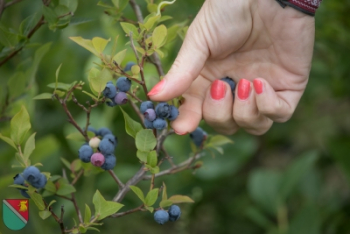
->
<box><xmin>210</xmin><ymin>80</ymin><xmax>226</xmax><ymax>100</ymax></box>
<box><xmin>148</xmin><ymin>79</ymin><xmax>165</xmax><ymax>96</ymax></box>
<box><xmin>237</xmin><ymin>79</ymin><xmax>251</xmax><ymax>100</ymax></box>
<box><xmin>253</xmin><ymin>79</ymin><xmax>263</xmax><ymax>94</ymax></box>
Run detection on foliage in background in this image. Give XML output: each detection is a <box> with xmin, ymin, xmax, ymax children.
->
<box><xmin>0</xmin><ymin>0</ymin><xmax>350</xmax><ymax>233</ymax></box>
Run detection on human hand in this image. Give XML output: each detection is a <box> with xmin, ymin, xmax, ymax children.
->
<box><xmin>148</xmin><ymin>0</ymin><xmax>315</xmax><ymax>135</ymax></box>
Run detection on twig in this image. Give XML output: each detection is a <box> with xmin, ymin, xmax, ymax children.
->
<box><xmin>127</xmin><ymin>91</ymin><xmax>142</xmax><ymax>102</ymax></box>
<box><xmin>143</xmin><ymin>152</ymin><xmax>203</xmax><ymax>180</ymax></box>
<box><xmin>71</xmin><ymin>170</ymin><xmax>84</xmax><ymax>186</ymax></box>
<box><xmin>129</xmin><ymin>0</ymin><xmax>143</xmax><ymax>23</ymax></box>
<box><xmin>108</xmin><ymin>170</ymin><xmax>125</xmax><ymax>189</ymax></box>
<box><xmin>44</xmin><ymin>200</ymin><xmax>65</xmax><ymax>234</ymax></box>
<box><xmin>111</xmin><ymin>205</ymin><xmax>144</xmax><ymax>218</ymax></box>
<box><xmin>129</xmin><ymin>32</ymin><xmax>139</xmax><ymax>64</ymax></box>
<box><xmin>71</xmin><ymin>193</ymin><xmax>83</xmax><ymax>224</ymax></box>
<box><xmin>150</xmin><ymin>174</ymin><xmax>155</xmax><ymax>190</ymax></box>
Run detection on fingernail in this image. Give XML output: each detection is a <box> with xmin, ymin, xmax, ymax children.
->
<box><xmin>237</xmin><ymin>79</ymin><xmax>251</xmax><ymax>100</ymax></box>
<box><xmin>148</xmin><ymin>79</ymin><xmax>165</xmax><ymax>96</ymax></box>
<box><xmin>174</xmin><ymin>130</ymin><xmax>187</xmax><ymax>135</ymax></box>
<box><xmin>253</xmin><ymin>79</ymin><xmax>263</xmax><ymax>94</ymax></box>
<box><xmin>210</xmin><ymin>80</ymin><xmax>226</xmax><ymax>100</ymax></box>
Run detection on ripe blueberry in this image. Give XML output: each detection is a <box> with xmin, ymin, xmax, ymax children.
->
<box><xmin>98</xmin><ymin>138</ymin><xmax>115</xmax><ymax>155</ymax></box>
<box><xmin>23</xmin><ymin>166</ymin><xmax>41</xmax><ymax>184</ymax></box>
<box><xmin>124</xmin><ymin>61</ymin><xmax>136</xmax><ymax>72</ymax></box>
<box><xmin>78</xmin><ymin>145</ymin><xmax>94</xmax><ymax>163</ymax></box>
<box><xmin>103</xmin><ymin>134</ymin><xmax>118</xmax><ymax>147</ymax></box>
<box><xmin>101</xmin><ymin>154</ymin><xmax>117</xmax><ymax>170</ymax></box>
<box><xmin>144</xmin><ymin>119</ymin><xmax>154</xmax><ymax>129</ymax></box>
<box><xmin>31</xmin><ymin>174</ymin><xmax>47</xmax><ymax>189</ymax></box>
<box><xmin>189</xmin><ymin>127</ymin><xmax>207</xmax><ymax>147</ymax></box>
<box><xmin>155</xmin><ymin>102</ymin><xmax>170</xmax><ymax>118</ymax></box>
<box><xmin>140</xmin><ymin>101</ymin><xmax>154</xmax><ymax>114</ymax></box>
<box><xmin>114</xmin><ymin>92</ymin><xmax>128</xmax><ymax>105</ymax></box>
<box><xmin>91</xmin><ymin>153</ymin><xmax>105</xmax><ymax>167</ymax></box>
<box><xmin>13</xmin><ymin>174</ymin><xmax>25</xmax><ymax>185</ymax></box>
<box><xmin>220</xmin><ymin>77</ymin><xmax>236</xmax><ymax>94</ymax></box>
<box><xmin>154</xmin><ymin>210</ymin><xmax>169</xmax><ymax>225</ymax></box>
<box><xmin>87</xmin><ymin>126</ymin><xmax>97</xmax><ymax>135</ymax></box>
<box><xmin>168</xmin><ymin>205</ymin><xmax>181</xmax><ymax>221</ymax></box>
<box><xmin>116</xmin><ymin>77</ymin><xmax>131</xmax><ymax>92</ymax></box>
<box><xmin>144</xmin><ymin>109</ymin><xmax>156</xmax><ymax>121</ymax></box>
<box><xmin>153</xmin><ymin>118</ymin><xmax>167</xmax><ymax>130</ymax></box>
<box><xmin>97</xmin><ymin>127</ymin><xmax>112</xmax><ymax>137</ymax></box>
<box><xmin>102</xmin><ymin>82</ymin><xmax>117</xmax><ymax>99</ymax></box>
<box><xmin>167</xmin><ymin>105</ymin><xmax>179</xmax><ymax>121</ymax></box>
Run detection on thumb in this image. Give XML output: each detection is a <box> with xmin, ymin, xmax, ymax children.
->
<box><xmin>148</xmin><ymin>15</ymin><xmax>209</xmax><ymax>101</ymax></box>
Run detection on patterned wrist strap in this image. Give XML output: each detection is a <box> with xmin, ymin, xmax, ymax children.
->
<box><xmin>276</xmin><ymin>0</ymin><xmax>322</xmax><ymax>16</ymax></box>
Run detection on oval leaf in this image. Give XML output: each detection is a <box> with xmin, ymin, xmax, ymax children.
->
<box><xmin>135</xmin><ymin>129</ymin><xmax>156</xmax><ymax>152</ymax></box>
<box><xmin>168</xmin><ymin>195</ymin><xmax>194</xmax><ymax>204</ymax></box>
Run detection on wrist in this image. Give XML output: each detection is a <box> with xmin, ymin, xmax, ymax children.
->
<box><xmin>276</xmin><ymin>0</ymin><xmax>322</xmax><ymax>16</ymax></box>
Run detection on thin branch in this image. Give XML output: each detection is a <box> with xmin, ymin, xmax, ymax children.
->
<box><xmin>129</xmin><ymin>0</ymin><xmax>143</xmax><ymax>23</ymax></box>
<box><xmin>71</xmin><ymin>170</ymin><xmax>84</xmax><ymax>186</ymax></box>
<box><xmin>129</xmin><ymin>32</ymin><xmax>139</xmax><ymax>64</ymax></box>
<box><xmin>127</xmin><ymin>91</ymin><xmax>142</xmax><ymax>102</ymax></box>
<box><xmin>44</xmin><ymin>200</ymin><xmax>65</xmax><ymax>234</ymax></box>
<box><xmin>71</xmin><ymin>193</ymin><xmax>83</xmax><ymax>224</ymax></box>
<box><xmin>108</xmin><ymin>170</ymin><xmax>125</xmax><ymax>189</ymax></box>
<box><xmin>111</xmin><ymin>205</ymin><xmax>144</xmax><ymax>218</ymax></box>
<box><xmin>0</xmin><ymin>0</ymin><xmax>5</xmax><ymax>19</ymax></box>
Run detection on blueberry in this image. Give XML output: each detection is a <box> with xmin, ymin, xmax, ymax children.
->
<box><xmin>168</xmin><ymin>205</ymin><xmax>181</xmax><ymax>221</ymax></box>
<box><xmin>124</xmin><ymin>61</ymin><xmax>136</xmax><ymax>72</ymax></box>
<box><xmin>106</xmin><ymin>100</ymin><xmax>118</xmax><ymax>107</ymax></box>
<box><xmin>155</xmin><ymin>102</ymin><xmax>170</xmax><ymax>118</ymax></box>
<box><xmin>154</xmin><ymin>210</ymin><xmax>169</xmax><ymax>225</ymax></box>
<box><xmin>31</xmin><ymin>174</ymin><xmax>47</xmax><ymax>189</ymax></box>
<box><xmin>116</xmin><ymin>77</ymin><xmax>131</xmax><ymax>92</ymax></box>
<box><xmin>13</xmin><ymin>174</ymin><xmax>25</xmax><ymax>185</ymax></box>
<box><xmin>144</xmin><ymin>119</ymin><xmax>154</xmax><ymax>129</ymax></box>
<box><xmin>189</xmin><ymin>127</ymin><xmax>207</xmax><ymax>147</ymax></box>
<box><xmin>167</xmin><ymin>105</ymin><xmax>179</xmax><ymax>121</ymax></box>
<box><xmin>78</xmin><ymin>145</ymin><xmax>94</xmax><ymax>163</ymax></box>
<box><xmin>23</xmin><ymin>166</ymin><xmax>41</xmax><ymax>184</ymax></box>
<box><xmin>153</xmin><ymin>118</ymin><xmax>167</xmax><ymax>130</ymax></box>
<box><xmin>101</xmin><ymin>154</ymin><xmax>117</xmax><ymax>170</ymax></box>
<box><xmin>114</xmin><ymin>92</ymin><xmax>128</xmax><ymax>105</ymax></box>
<box><xmin>103</xmin><ymin>134</ymin><xmax>118</xmax><ymax>146</ymax></box>
<box><xmin>87</xmin><ymin>126</ymin><xmax>97</xmax><ymax>135</ymax></box>
<box><xmin>91</xmin><ymin>153</ymin><xmax>105</xmax><ymax>167</ymax></box>
<box><xmin>97</xmin><ymin>127</ymin><xmax>112</xmax><ymax>137</ymax></box>
<box><xmin>220</xmin><ymin>77</ymin><xmax>236</xmax><ymax>93</ymax></box>
<box><xmin>144</xmin><ymin>109</ymin><xmax>156</xmax><ymax>121</ymax></box>
<box><xmin>103</xmin><ymin>82</ymin><xmax>117</xmax><ymax>99</ymax></box>
<box><xmin>98</xmin><ymin>138</ymin><xmax>115</xmax><ymax>155</ymax></box>
<box><xmin>140</xmin><ymin>101</ymin><xmax>154</xmax><ymax>114</ymax></box>
<box><xmin>20</xmin><ymin>190</ymin><xmax>30</xmax><ymax>198</ymax></box>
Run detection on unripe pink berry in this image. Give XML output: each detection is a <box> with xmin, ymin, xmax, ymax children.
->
<box><xmin>90</xmin><ymin>153</ymin><xmax>105</xmax><ymax>167</ymax></box>
<box><xmin>89</xmin><ymin>137</ymin><xmax>101</xmax><ymax>148</ymax></box>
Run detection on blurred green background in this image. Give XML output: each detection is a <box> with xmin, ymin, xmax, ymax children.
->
<box><xmin>0</xmin><ymin>0</ymin><xmax>350</xmax><ymax>233</ymax></box>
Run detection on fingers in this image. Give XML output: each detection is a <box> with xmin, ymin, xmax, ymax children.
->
<box><xmin>253</xmin><ymin>78</ymin><xmax>300</xmax><ymax>123</ymax></box>
<box><xmin>148</xmin><ymin>14</ymin><xmax>209</xmax><ymax>101</ymax></box>
<box><xmin>170</xmin><ymin>77</ymin><xmax>211</xmax><ymax>135</ymax></box>
<box><xmin>202</xmin><ymin>80</ymin><xmax>239</xmax><ymax>135</ymax></box>
<box><xmin>234</xmin><ymin>79</ymin><xmax>273</xmax><ymax>135</ymax></box>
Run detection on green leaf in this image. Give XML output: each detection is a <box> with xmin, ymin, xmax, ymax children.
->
<box><xmin>0</xmin><ymin>133</ymin><xmax>17</xmax><ymax>150</ymax></box>
<box><xmin>86</xmin><ymin>227</ymin><xmax>101</xmax><ymax>232</ymax></box>
<box><xmin>159</xmin><ymin>200</ymin><xmax>172</xmax><ymax>208</ymax></box>
<box><xmin>79</xmin><ymin>226</ymin><xmax>87</xmax><ymax>233</ymax></box>
<box><xmin>120</xmin><ymin>22</ymin><xmax>139</xmax><ymax>38</ymax></box>
<box><xmin>154</xmin><ymin>49</ymin><xmax>164</xmax><ymax>58</ymax></box>
<box><xmin>158</xmin><ymin>15</ymin><xmax>172</xmax><ymax>23</ymax></box>
<box><xmin>60</xmin><ymin>0</ymin><xmax>78</xmax><ymax>12</ymax></box>
<box><xmin>23</xmin><ymin>132</ymin><xmax>36</xmax><ymax>163</ymax></box>
<box><xmin>144</xmin><ymin>206</ymin><xmax>154</xmax><ymax>213</ymax></box>
<box><xmin>33</xmin><ymin>93</ymin><xmax>53</xmax><ymax>100</ymax></box>
<box><xmin>92</xmin><ymin>37</ymin><xmax>110</xmax><ymax>54</ymax></box>
<box><xmin>120</xmin><ymin>107</ymin><xmax>143</xmax><ymax>138</ymax></box>
<box><xmin>56</xmin><ymin>178</ymin><xmax>76</xmax><ymax>195</ymax></box>
<box><xmin>129</xmin><ymin>185</ymin><xmax>145</xmax><ymax>203</ymax></box>
<box><xmin>48</xmin><ymin>200</ymin><xmax>56</xmax><ymax>208</ymax></box>
<box><xmin>162</xmin><ymin>182</ymin><xmax>167</xmax><ymax>201</ymax></box>
<box><xmin>112</xmin><ymin>49</ymin><xmax>127</xmax><ymax>66</ymax></box>
<box><xmin>60</xmin><ymin>157</ymin><xmax>71</xmax><ymax>169</ymax></box>
<box><xmin>0</xmin><ymin>27</ymin><xmax>18</xmax><ymax>47</ymax></box>
<box><xmin>147</xmin><ymin>165</ymin><xmax>159</xmax><ymax>174</ymax></box>
<box><xmin>147</xmin><ymin>3</ymin><xmax>158</xmax><ymax>13</ymax></box>
<box><xmin>168</xmin><ymin>195</ymin><xmax>194</xmax><ymax>204</ymax></box>
<box><xmin>147</xmin><ymin>150</ymin><xmax>157</xmax><ymax>167</ymax></box>
<box><xmin>135</xmin><ymin>129</ymin><xmax>157</xmax><ymax>151</ymax></box>
<box><xmin>84</xmin><ymin>204</ymin><xmax>92</xmax><ymax>224</ymax></box>
<box><xmin>69</xmin><ymin>37</ymin><xmax>99</xmax><ymax>57</ymax></box>
<box><xmin>143</xmin><ymin>14</ymin><xmax>160</xmax><ymax>30</ymax></box>
<box><xmin>135</xmin><ymin>46</ymin><xmax>145</xmax><ymax>55</ymax></box>
<box><xmin>152</xmin><ymin>25</ymin><xmax>167</xmax><ymax>49</ymax></box>
<box><xmin>166</xmin><ymin>24</ymin><xmax>180</xmax><ymax>43</ymax></box>
<box><xmin>245</xmin><ymin>206</ymin><xmax>274</xmax><ymax>229</ymax></box>
<box><xmin>48</xmin><ymin>82</ymin><xmax>72</xmax><ymax>91</ymax></box>
<box><xmin>42</xmin><ymin>6</ymin><xmax>58</xmax><ymax>26</ymax></box>
<box><xmin>206</xmin><ymin>135</ymin><xmax>233</xmax><ymax>148</ymax></box>
<box><xmin>70</xmin><ymin>159</ymin><xmax>82</xmax><ymax>172</ymax></box>
<box><xmin>19</xmin><ymin>13</ymin><xmax>41</xmax><ymax>36</ymax></box>
<box><xmin>8</xmin><ymin>184</ymin><xmax>28</xmax><ymax>190</ymax></box>
<box><xmin>11</xmin><ymin>105</ymin><xmax>31</xmax><ymax>145</ymax></box>
<box><xmin>44</xmin><ymin>180</ymin><xmax>57</xmax><ymax>193</ymax></box>
<box><xmin>88</xmin><ymin>68</ymin><xmax>111</xmax><ymax>94</ymax></box>
<box><xmin>93</xmin><ymin>190</ymin><xmax>124</xmax><ymax>220</ymax></box>
<box><xmin>7</xmin><ymin>72</ymin><xmax>26</xmax><ymax>99</ymax></box>
<box><xmin>145</xmin><ymin>188</ymin><xmax>159</xmax><ymax>206</ymax></box>
<box><xmin>39</xmin><ymin>210</ymin><xmax>51</xmax><ymax>220</ymax></box>
<box><xmin>82</xmin><ymin>91</ymin><xmax>99</xmax><ymax>101</ymax></box>
<box><xmin>136</xmin><ymin>150</ymin><xmax>148</xmax><ymax>163</ymax></box>
<box><xmin>29</xmin><ymin>192</ymin><xmax>45</xmax><ymax>210</ymax></box>
<box><xmin>26</xmin><ymin>42</ymin><xmax>52</xmax><ymax>84</ymax></box>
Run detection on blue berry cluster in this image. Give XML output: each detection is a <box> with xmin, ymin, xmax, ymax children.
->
<box><xmin>154</xmin><ymin>205</ymin><xmax>182</xmax><ymax>225</ymax></box>
<box><xmin>78</xmin><ymin>127</ymin><xmax>117</xmax><ymax>170</ymax></box>
<box><xmin>141</xmin><ymin>101</ymin><xmax>179</xmax><ymax>130</ymax></box>
<box><xmin>13</xmin><ymin>166</ymin><xmax>47</xmax><ymax>198</ymax></box>
<box><xmin>103</xmin><ymin>78</ymin><xmax>131</xmax><ymax>107</ymax></box>
<box><xmin>221</xmin><ymin>77</ymin><xmax>236</xmax><ymax>96</ymax></box>
<box><xmin>124</xmin><ymin>61</ymin><xmax>136</xmax><ymax>72</ymax></box>
<box><xmin>189</xmin><ymin>127</ymin><xmax>207</xmax><ymax>147</ymax></box>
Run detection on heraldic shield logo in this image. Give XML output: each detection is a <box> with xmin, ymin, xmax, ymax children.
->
<box><xmin>2</xmin><ymin>199</ymin><xmax>29</xmax><ymax>231</ymax></box>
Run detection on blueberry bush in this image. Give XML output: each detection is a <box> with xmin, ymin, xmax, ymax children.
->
<box><xmin>1</xmin><ymin>0</ymin><xmax>350</xmax><ymax>234</ymax></box>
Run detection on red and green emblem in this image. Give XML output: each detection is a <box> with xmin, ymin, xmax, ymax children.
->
<box><xmin>3</xmin><ymin>199</ymin><xmax>29</xmax><ymax>231</ymax></box>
